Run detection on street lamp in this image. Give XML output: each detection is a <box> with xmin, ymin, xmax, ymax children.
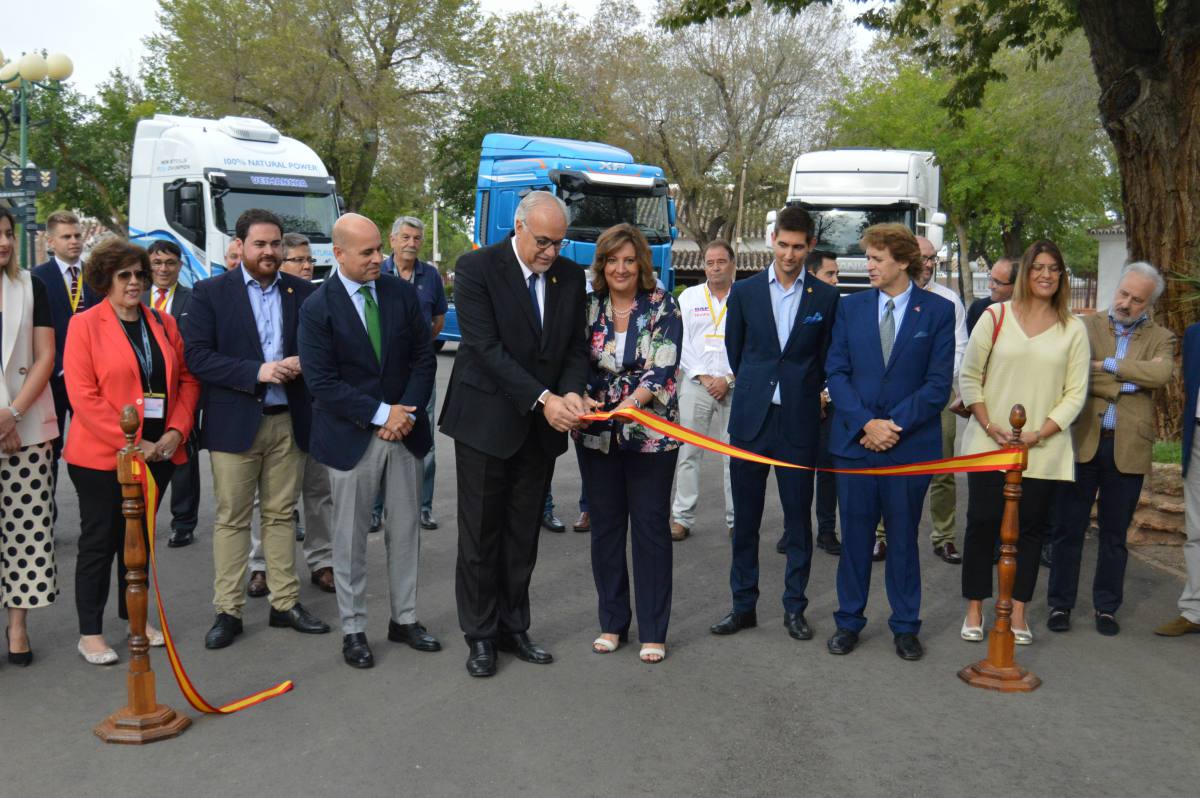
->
<box><xmin>0</xmin><ymin>48</ymin><xmax>74</xmax><ymax>265</ymax></box>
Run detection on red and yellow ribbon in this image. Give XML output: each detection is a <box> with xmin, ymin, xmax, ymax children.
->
<box><xmin>134</xmin><ymin>461</ymin><xmax>293</xmax><ymax>714</ymax></box>
<box><xmin>581</xmin><ymin>407</ymin><xmax>1025</xmax><ymax>475</ymax></box>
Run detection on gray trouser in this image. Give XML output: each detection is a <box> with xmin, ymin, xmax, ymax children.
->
<box><xmin>671</xmin><ymin>377</ymin><xmax>734</xmax><ymax>528</ymax></box>
<box><xmin>249</xmin><ymin>453</ymin><xmax>333</xmax><ymax>573</ymax></box>
<box><xmin>1179</xmin><ymin>429</ymin><xmax>1200</xmax><ymax>623</ymax></box>
<box><xmin>328</xmin><ymin>435</ymin><xmax>422</xmax><ymax>634</ymax></box>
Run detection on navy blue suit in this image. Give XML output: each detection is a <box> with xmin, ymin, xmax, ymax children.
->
<box><xmin>724</xmin><ymin>268</ymin><xmax>838</xmax><ymax>615</ymax></box>
<box><xmin>826</xmin><ymin>284</ymin><xmax>953</xmax><ymax>635</ymax></box>
<box><xmin>298</xmin><ymin>273</ymin><xmax>436</xmax><ymax>471</ymax></box>
<box><xmin>1184</xmin><ymin>323</ymin><xmax>1200</xmax><ymax>479</ymax></box>
<box><xmin>180</xmin><ymin>267</ymin><xmax>315</xmax><ymax>453</ymax></box>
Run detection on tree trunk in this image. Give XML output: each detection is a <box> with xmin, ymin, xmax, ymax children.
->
<box><xmin>1000</xmin><ymin>214</ymin><xmax>1024</xmax><ymax>258</ymax></box>
<box><xmin>955</xmin><ymin>220</ymin><xmax>974</xmax><ymax>302</ymax></box>
<box><xmin>1078</xmin><ymin>0</ymin><xmax>1200</xmax><ymax>439</ymax></box>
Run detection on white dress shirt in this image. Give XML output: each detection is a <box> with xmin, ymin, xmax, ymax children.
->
<box><xmin>512</xmin><ymin>238</ymin><xmax>545</xmax><ymax>326</ymax></box>
<box><xmin>335</xmin><ymin>267</ymin><xmax>392</xmax><ymax>426</ymax></box>
<box><xmin>677</xmin><ymin>282</ymin><xmax>733</xmax><ymax>381</ymax></box>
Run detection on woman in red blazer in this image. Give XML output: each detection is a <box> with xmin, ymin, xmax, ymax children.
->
<box><xmin>64</xmin><ymin>237</ymin><xmax>199</xmax><ymax>665</ymax></box>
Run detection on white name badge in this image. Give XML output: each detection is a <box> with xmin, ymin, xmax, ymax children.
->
<box><xmin>143</xmin><ymin>395</ymin><xmax>165</xmax><ymax>420</ymax></box>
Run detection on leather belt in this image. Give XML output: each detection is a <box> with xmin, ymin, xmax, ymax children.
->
<box><xmin>1099</xmin><ymin>429</ymin><xmax>1115</xmax><ymax>438</ymax></box>
<box><xmin>262</xmin><ymin>405</ymin><xmax>289</xmax><ymax>416</ymax></box>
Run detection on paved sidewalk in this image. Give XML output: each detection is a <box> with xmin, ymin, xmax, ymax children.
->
<box><xmin>1</xmin><ymin>350</ymin><xmax>1193</xmax><ymax>797</ymax></box>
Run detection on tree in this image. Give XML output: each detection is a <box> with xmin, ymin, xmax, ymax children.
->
<box><xmin>664</xmin><ymin>0</ymin><xmax>1199</xmax><ymax>435</ymax></box>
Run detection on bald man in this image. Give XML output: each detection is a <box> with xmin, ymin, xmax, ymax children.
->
<box><xmin>298</xmin><ymin>213</ymin><xmax>439</xmax><ymax>668</ymax></box>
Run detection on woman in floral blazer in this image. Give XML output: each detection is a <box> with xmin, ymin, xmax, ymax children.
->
<box><xmin>575</xmin><ymin>223</ymin><xmax>682</xmax><ymax>664</ymax></box>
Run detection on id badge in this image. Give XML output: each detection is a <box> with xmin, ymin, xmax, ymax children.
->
<box><xmin>143</xmin><ymin>394</ymin><xmax>166</xmax><ymax>420</ymax></box>
<box><xmin>581</xmin><ymin>429</ymin><xmax>611</xmax><ymax>454</ymax></box>
<box><xmin>703</xmin><ymin>333</ymin><xmax>725</xmax><ymax>353</ymax></box>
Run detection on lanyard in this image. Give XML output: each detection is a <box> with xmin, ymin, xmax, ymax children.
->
<box><xmin>703</xmin><ymin>285</ymin><xmax>728</xmax><ymax>333</ymax></box>
<box><xmin>66</xmin><ymin>269</ymin><xmax>83</xmax><ymax>313</ymax></box>
<box><xmin>154</xmin><ymin>284</ymin><xmax>176</xmax><ymax>311</ymax></box>
<box><xmin>120</xmin><ymin>314</ymin><xmax>154</xmax><ymax>390</ymax></box>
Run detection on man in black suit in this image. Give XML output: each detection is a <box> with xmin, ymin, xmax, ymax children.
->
<box><xmin>965</xmin><ymin>256</ymin><xmax>1015</xmax><ymax>334</ymax></box>
<box><xmin>299</xmin><ymin>213</ymin><xmax>439</xmax><ymax>668</ymax></box>
<box><xmin>30</xmin><ymin>210</ymin><xmax>98</xmax><ymax>486</ymax></box>
<box><xmin>141</xmin><ymin>240</ymin><xmax>200</xmax><ymax>548</ymax></box>
<box><xmin>439</xmin><ymin>191</ymin><xmax>589</xmax><ymax>677</ymax></box>
<box><xmin>181</xmin><ymin>208</ymin><xmax>330</xmax><ymax>649</ymax></box>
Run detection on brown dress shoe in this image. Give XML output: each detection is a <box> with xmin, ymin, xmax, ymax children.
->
<box><xmin>573</xmin><ymin>512</ymin><xmax>591</xmax><ymax>533</ymax></box>
<box><xmin>310</xmin><ymin>567</ymin><xmax>336</xmax><ymax>593</ymax></box>
<box><xmin>247</xmin><ymin>570</ymin><xmax>268</xmax><ymax>598</ymax></box>
<box><xmin>933</xmin><ymin>541</ymin><xmax>963</xmax><ymax>564</ymax></box>
<box><xmin>670</xmin><ymin>521</ymin><xmax>690</xmax><ymax>541</ymax></box>
<box><xmin>872</xmin><ymin>539</ymin><xmax>887</xmax><ymax>562</ymax></box>
<box><xmin>1154</xmin><ymin>616</ymin><xmax>1200</xmax><ymax>636</ymax></box>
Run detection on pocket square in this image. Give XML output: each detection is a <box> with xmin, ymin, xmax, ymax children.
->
<box><xmin>802</xmin><ymin>312</ymin><xmax>824</xmax><ymax>324</ymax></box>
<box><xmin>914</xmin><ymin>330</ymin><xmax>929</xmax><ymax>338</ymax></box>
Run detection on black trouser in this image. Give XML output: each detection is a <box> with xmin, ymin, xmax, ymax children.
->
<box><xmin>49</xmin><ymin>375</ymin><xmax>71</xmax><ymax>497</ymax></box>
<box><xmin>454</xmin><ymin>437</ymin><xmax>552</xmax><ymax>642</ymax></box>
<box><xmin>814</xmin><ymin>413</ymin><xmax>837</xmax><ymax>539</ymax></box>
<box><xmin>962</xmin><ymin>473</ymin><xmax>1060</xmax><ymax>603</ymax></box>
<box><xmin>70</xmin><ymin>461</ymin><xmax>174</xmax><ymax>635</ymax></box>
<box><xmin>580</xmin><ymin>446</ymin><xmax>677</xmax><ymax>643</ymax></box>
<box><xmin>169</xmin><ymin>431</ymin><xmax>201</xmax><ymax>533</ymax></box>
<box><xmin>1048</xmin><ymin>436</ymin><xmax>1144</xmax><ymax>614</ymax></box>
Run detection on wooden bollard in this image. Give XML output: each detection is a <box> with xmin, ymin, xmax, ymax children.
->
<box><xmin>94</xmin><ymin>406</ymin><xmax>191</xmax><ymax>743</ymax></box>
<box><xmin>958</xmin><ymin>404</ymin><xmax>1042</xmax><ymax>692</ymax></box>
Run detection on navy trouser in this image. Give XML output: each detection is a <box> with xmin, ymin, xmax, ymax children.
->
<box><xmin>729</xmin><ymin>405</ymin><xmax>815</xmax><ymax>615</ymax></box>
<box><xmin>814</xmin><ymin>413</ymin><xmax>837</xmax><ymax>539</ymax></box>
<box><xmin>1048</xmin><ymin>436</ymin><xmax>1144</xmax><ymax>614</ymax></box>
<box><xmin>833</xmin><ymin>455</ymin><xmax>931</xmax><ymax>635</ymax></box>
<box><xmin>580</xmin><ymin>446</ymin><xmax>677</xmax><ymax>643</ymax></box>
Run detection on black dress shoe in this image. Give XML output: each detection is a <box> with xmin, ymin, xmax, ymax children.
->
<box><xmin>775</xmin><ymin>535</ymin><xmax>787</xmax><ymax>554</ymax></box>
<box><xmin>204</xmin><ymin>613</ymin><xmax>243</xmax><ymax>649</ymax></box>
<box><xmin>1047</xmin><ymin>608</ymin><xmax>1071</xmax><ymax>632</ymax></box>
<box><xmin>167</xmin><ymin>529</ymin><xmax>194</xmax><ymax>548</ymax></box>
<box><xmin>342</xmin><ymin>633</ymin><xmax>374</xmax><ymax>668</ymax></box>
<box><xmin>496</xmin><ymin>632</ymin><xmax>553</xmax><ymax>664</ymax></box>
<box><xmin>388</xmin><ymin>621</ymin><xmax>442</xmax><ymax>651</ymax></box>
<box><xmin>466</xmin><ymin>640</ymin><xmax>497</xmax><ymax>677</ymax></box>
<box><xmin>872</xmin><ymin>539</ymin><xmax>887</xmax><ymax>562</ymax></box>
<box><xmin>6</xmin><ymin>627</ymin><xmax>32</xmax><ymax>666</ymax></box>
<box><xmin>268</xmin><ymin>602</ymin><xmax>331</xmax><ymax>634</ymax></box>
<box><xmin>420</xmin><ymin>509</ymin><xmax>439</xmax><ymax>530</ymax></box>
<box><xmin>1095</xmin><ymin>612</ymin><xmax>1120</xmax><ymax>636</ymax></box>
<box><xmin>541</xmin><ymin>512</ymin><xmax>565</xmax><ymax>533</ymax></box>
<box><xmin>817</xmin><ymin>534</ymin><xmax>841</xmax><ymax>556</ymax></box>
<box><xmin>784</xmin><ymin>612</ymin><xmax>813</xmax><ymax>640</ymax></box>
<box><xmin>894</xmin><ymin>632</ymin><xmax>923</xmax><ymax>661</ymax></box>
<box><xmin>710</xmin><ymin>610</ymin><xmax>757</xmax><ymax>635</ymax></box>
<box><xmin>933</xmin><ymin>541</ymin><xmax>963</xmax><ymax>564</ymax></box>
<box><xmin>827</xmin><ymin>628</ymin><xmax>859</xmax><ymax>655</ymax></box>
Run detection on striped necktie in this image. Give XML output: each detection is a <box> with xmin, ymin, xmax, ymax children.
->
<box><xmin>154</xmin><ymin>288</ymin><xmax>169</xmax><ymax>312</ymax></box>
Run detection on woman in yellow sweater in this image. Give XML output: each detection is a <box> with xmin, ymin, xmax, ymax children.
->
<box><xmin>958</xmin><ymin>240</ymin><xmax>1088</xmax><ymax>644</ymax></box>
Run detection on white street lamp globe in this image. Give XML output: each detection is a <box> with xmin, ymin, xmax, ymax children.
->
<box><xmin>0</xmin><ymin>59</ymin><xmax>21</xmax><ymax>90</ymax></box>
<box><xmin>17</xmin><ymin>52</ymin><xmax>48</xmax><ymax>83</ymax></box>
<box><xmin>45</xmin><ymin>53</ymin><xmax>73</xmax><ymax>82</ymax></box>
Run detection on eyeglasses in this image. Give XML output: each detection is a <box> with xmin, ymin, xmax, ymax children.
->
<box><xmin>532</xmin><ymin>235</ymin><xmax>565</xmax><ymax>252</ymax></box>
<box><xmin>988</xmin><ymin>277</ymin><xmax>1014</xmax><ymax>287</ymax></box>
<box><xmin>150</xmin><ymin>259</ymin><xmax>181</xmax><ymax>268</ymax></box>
<box><xmin>1029</xmin><ymin>263</ymin><xmax>1064</xmax><ymax>275</ymax></box>
<box><xmin>115</xmin><ymin>269</ymin><xmax>149</xmax><ymax>282</ymax></box>
<box><xmin>284</xmin><ymin>257</ymin><xmax>318</xmax><ymax>265</ymax></box>
<box><xmin>921</xmin><ymin>255</ymin><xmax>938</xmax><ymax>263</ymax></box>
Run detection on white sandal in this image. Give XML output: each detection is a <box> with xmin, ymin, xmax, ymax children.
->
<box><xmin>592</xmin><ymin>636</ymin><xmax>619</xmax><ymax>654</ymax></box>
<box><xmin>78</xmin><ymin>640</ymin><xmax>119</xmax><ymax>666</ymax></box>
<box><xmin>639</xmin><ymin>645</ymin><xmax>666</xmax><ymax>664</ymax></box>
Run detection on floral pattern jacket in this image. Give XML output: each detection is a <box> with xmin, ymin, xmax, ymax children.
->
<box><xmin>575</xmin><ymin>288</ymin><xmax>683</xmax><ymax>453</ymax></box>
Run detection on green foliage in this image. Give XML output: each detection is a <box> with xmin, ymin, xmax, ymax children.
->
<box><xmin>1154</xmin><ymin>439</ymin><xmax>1182</xmax><ymax>465</ymax></box>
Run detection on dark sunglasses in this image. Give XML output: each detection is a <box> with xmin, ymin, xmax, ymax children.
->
<box><xmin>115</xmin><ymin>269</ymin><xmax>149</xmax><ymax>282</ymax></box>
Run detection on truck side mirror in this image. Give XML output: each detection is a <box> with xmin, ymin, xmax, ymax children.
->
<box><xmin>667</xmin><ymin>198</ymin><xmax>677</xmax><ymax>227</ymax></box>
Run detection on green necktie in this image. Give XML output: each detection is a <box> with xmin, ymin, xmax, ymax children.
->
<box><xmin>358</xmin><ymin>285</ymin><xmax>382</xmax><ymax>361</ymax></box>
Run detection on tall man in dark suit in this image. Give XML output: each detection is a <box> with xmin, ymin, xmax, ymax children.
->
<box><xmin>181</xmin><ymin>208</ymin><xmax>330</xmax><ymax>649</ymax></box>
<box><xmin>709</xmin><ymin>206</ymin><xmax>839</xmax><ymax>642</ymax></box>
<box><xmin>825</xmin><ymin>224</ymin><xmax>954</xmax><ymax>661</ymax></box>
<box><xmin>141</xmin><ymin>240</ymin><xmax>200</xmax><ymax>548</ymax></box>
<box><xmin>30</xmin><ymin>210</ymin><xmax>98</xmax><ymax>485</ymax></box>
<box><xmin>440</xmin><ymin>191</ymin><xmax>589</xmax><ymax>677</ymax></box>
<box><xmin>299</xmin><ymin>214</ymin><xmax>439</xmax><ymax>668</ymax></box>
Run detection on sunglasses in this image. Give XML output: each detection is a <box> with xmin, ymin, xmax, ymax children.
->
<box><xmin>115</xmin><ymin>269</ymin><xmax>149</xmax><ymax>282</ymax></box>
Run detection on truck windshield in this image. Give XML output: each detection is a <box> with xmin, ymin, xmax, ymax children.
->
<box><xmin>565</xmin><ymin>190</ymin><xmax>671</xmax><ymax>245</ymax></box>
<box><xmin>214</xmin><ymin>189</ymin><xmax>339</xmax><ymax>243</ymax></box>
<box><xmin>806</xmin><ymin>207</ymin><xmax>916</xmax><ymax>257</ymax></box>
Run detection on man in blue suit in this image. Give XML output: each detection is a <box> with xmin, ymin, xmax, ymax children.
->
<box><xmin>710</xmin><ymin>205</ymin><xmax>839</xmax><ymax>641</ymax></box>
<box><xmin>825</xmin><ymin>223</ymin><xmax>954</xmax><ymax>660</ymax></box>
<box><xmin>299</xmin><ymin>213</ymin><xmax>440</xmax><ymax>668</ymax></box>
<box><xmin>1155</xmin><ymin>320</ymin><xmax>1200</xmax><ymax>636</ymax></box>
<box><xmin>181</xmin><ymin>208</ymin><xmax>330</xmax><ymax>649</ymax></box>
<box><xmin>30</xmin><ymin>210</ymin><xmax>99</xmax><ymax>484</ymax></box>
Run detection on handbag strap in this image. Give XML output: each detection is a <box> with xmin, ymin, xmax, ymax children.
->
<box><xmin>981</xmin><ymin>303</ymin><xmax>1005</xmax><ymax>387</ymax></box>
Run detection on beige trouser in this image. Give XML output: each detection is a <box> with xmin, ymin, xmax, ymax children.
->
<box><xmin>876</xmin><ymin>397</ymin><xmax>957</xmax><ymax>545</ymax></box>
<box><xmin>1179</xmin><ymin>428</ymin><xmax>1200</xmax><ymax>623</ymax></box>
<box><xmin>210</xmin><ymin>412</ymin><xmax>304</xmax><ymax>616</ymax></box>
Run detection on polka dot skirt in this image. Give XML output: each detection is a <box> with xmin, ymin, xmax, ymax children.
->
<box><xmin>1</xmin><ymin>441</ymin><xmax>57</xmax><ymax>609</ymax></box>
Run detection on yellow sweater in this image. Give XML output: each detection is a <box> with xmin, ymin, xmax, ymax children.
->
<box><xmin>959</xmin><ymin>302</ymin><xmax>1089</xmax><ymax>481</ymax></box>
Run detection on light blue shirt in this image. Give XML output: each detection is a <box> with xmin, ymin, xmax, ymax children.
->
<box><xmin>242</xmin><ymin>266</ymin><xmax>287</xmax><ymax>407</ymax></box>
<box><xmin>1101</xmin><ymin>312</ymin><xmax>1147</xmax><ymax>429</ymax></box>
<box><xmin>767</xmin><ymin>264</ymin><xmax>804</xmax><ymax>405</ymax></box>
<box><xmin>877</xmin><ymin>279</ymin><xmax>915</xmax><ymax>340</ymax></box>
<box><xmin>335</xmin><ymin>268</ymin><xmax>391</xmax><ymax>426</ymax></box>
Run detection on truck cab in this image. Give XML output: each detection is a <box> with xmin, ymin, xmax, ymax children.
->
<box><xmin>128</xmin><ymin>114</ymin><xmax>341</xmax><ymax>285</ymax></box>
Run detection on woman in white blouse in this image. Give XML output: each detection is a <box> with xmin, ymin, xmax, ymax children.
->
<box><xmin>957</xmin><ymin>240</ymin><xmax>1088</xmax><ymax>645</ymax></box>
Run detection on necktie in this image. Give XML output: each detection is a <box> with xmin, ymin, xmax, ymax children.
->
<box><xmin>358</xmin><ymin>286</ymin><xmax>382</xmax><ymax>362</ymax></box>
<box><xmin>527</xmin><ymin>273</ymin><xmax>542</xmax><ymax>334</ymax></box>
<box><xmin>880</xmin><ymin>298</ymin><xmax>896</xmax><ymax>365</ymax></box>
<box><xmin>68</xmin><ymin>266</ymin><xmax>80</xmax><ymax>311</ymax></box>
<box><xmin>154</xmin><ymin>288</ymin><xmax>169</xmax><ymax>312</ymax></box>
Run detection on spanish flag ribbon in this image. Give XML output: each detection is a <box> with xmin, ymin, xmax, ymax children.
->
<box><xmin>580</xmin><ymin>408</ymin><xmax>1025</xmax><ymax>475</ymax></box>
<box><xmin>134</xmin><ymin>461</ymin><xmax>294</xmax><ymax>714</ymax></box>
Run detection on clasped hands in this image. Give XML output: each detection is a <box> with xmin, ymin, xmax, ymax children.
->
<box><xmin>258</xmin><ymin>356</ymin><xmax>302</xmax><ymax>384</ymax></box>
<box><xmin>376</xmin><ymin>404</ymin><xmax>418</xmax><ymax>442</ymax></box>
<box><xmin>860</xmin><ymin>418</ymin><xmax>902</xmax><ymax>452</ymax></box>
<box><xmin>697</xmin><ymin>375</ymin><xmax>730</xmax><ymax>402</ymax></box>
<box><xmin>138</xmin><ymin>429</ymin><xmax>184</xmax><ymax>462</ymax></box>
<box><xmin>542</xmin><ymin>392</ymin><xmax>593</xmax><ymax>433</ymax></box>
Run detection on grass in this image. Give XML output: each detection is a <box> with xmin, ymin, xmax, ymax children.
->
<box><xmin>1154</xmin><ymin>440</ymin><xmax>1182</xmax><ymax>464</ymax></box>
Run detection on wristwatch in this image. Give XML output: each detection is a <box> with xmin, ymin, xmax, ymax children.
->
<box><xmin>724</xmin><ymin>375</ymin><xmax>735</xmax><ymax>388</ymax></box>
<box><xmin>7</xmin><ymin>406</ymin><xmax>21</xmax><ymax>422</ymax></box>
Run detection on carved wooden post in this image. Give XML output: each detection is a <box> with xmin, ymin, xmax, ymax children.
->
<box><xmin>95</xmin><ymin>406</ymin><xmax>191</xmax><ymax>743</ymax></box>
<box><xmin>959</xmin><ymin>404</ymin><xmax>1042</xmax><ymax>692</ymax></box>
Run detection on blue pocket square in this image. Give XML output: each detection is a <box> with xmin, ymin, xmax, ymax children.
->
<box><xmin>802</xmin><ymin>312</ymin><xmax>824</xmax><ymax>324</ymax></box>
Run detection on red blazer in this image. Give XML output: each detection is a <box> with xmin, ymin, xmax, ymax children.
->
<box><xmin>63</xmin><ymin>300</ymin><xmax>200</xmax><ymax>471</ymax></box>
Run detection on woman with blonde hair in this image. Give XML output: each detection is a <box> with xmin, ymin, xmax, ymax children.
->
<box><xmin>958</xmin><ymin>239</ymin><xmax>1088</xmax><ymax>645</ymax></box>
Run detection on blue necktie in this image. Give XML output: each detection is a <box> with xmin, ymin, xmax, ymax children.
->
<box><xmin>528</xmin><ymin>273</ymin><xmax>542</xmax><ymax>334</ymax></box>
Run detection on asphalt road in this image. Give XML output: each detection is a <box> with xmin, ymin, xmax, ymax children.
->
<box><xmin>1</xmin><ymin>348</ymin><xmax>1194</xmax><ymax>797</ymax></box>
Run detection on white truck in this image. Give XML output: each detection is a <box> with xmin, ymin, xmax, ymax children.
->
<box><xmin>128</xmin><ymin>114</ymin><xmax>341</xmax><ymax>285</ymax></box>
<box><xmin>767</xmin><ymin>148</ymin><xmax>946</xmax><ymax>291</ymax></box>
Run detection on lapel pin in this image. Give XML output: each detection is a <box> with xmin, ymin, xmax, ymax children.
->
<box><xmin>914</xmin><ymin>305</ymin><xmax>921</xmax><ymax>312</ymax></box>
<box><xmin>287</xmin><ymin>287</ymin><xmax>294</xmax><ymax>294</ymax></box>
<box><xmin>552</xmin><ymin>276</ymin><xmax>557</xmax><ymax>284</ymax></box>
<box><xmin>806</xmin><ymin>287</ymin><xmax>813</xmax><ymax>293</ymax></box>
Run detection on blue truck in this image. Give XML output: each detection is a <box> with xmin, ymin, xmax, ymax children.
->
<box><xmin>436</xmin><ymin>133</ymin><xmax>676</xmax><ymax>348</ymax></box>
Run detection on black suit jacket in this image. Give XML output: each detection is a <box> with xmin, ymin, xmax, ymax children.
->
<box><xmin>299</xmin><ymin>273</ymin><xmax>436</xmax><ymax>470</ymax></box>
<box><xmin>180</xmin><ymin>267</ymin><xmax>315</xmax><ymax>453</ymax></box>
<box><xmin>31</xmin><ymin>258</ymin><xmax>100</xmax><ymax>374</ymax></box>
<box><xmin>142</xmin><ymin>284</ymin><xmax>193</xmax><ymax>319</ymax></box>
<box><xmin>439</xmin><ymin>238</ymin><xmax>589</xmax><ymax>459</ymax></box>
